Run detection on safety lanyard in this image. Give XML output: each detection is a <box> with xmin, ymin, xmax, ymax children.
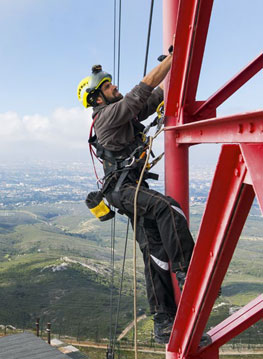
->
<box><xmin>89</xmin><ymin>114</ymin><xmax>103</xmax><ymax>185</ymax></box>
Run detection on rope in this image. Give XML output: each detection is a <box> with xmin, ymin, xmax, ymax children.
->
<box><xmin>132</xmin><ymin>136</ymin><xmax>154</xmax><ymax>359</ymax></box>
<box><xmin>113</xmin><ymin>0</ymin><xmax>121</xmax><ymax>87</ymax></box>
<box><xmin>113</xmin><ymin>0</ymin><xmax>117</xmax><ymax>84</ymax></box>
<box><xmin>112</xmin><ymin>219</ymin><xmax>130</xmax><ymax>353</ymax></box>
<box><xmin>89</xmin><ymin>116</ymin><xmax>103</xmax><ymax>185</ymax></box>
<box><xmin>109</xmin><ymin>2</ymin><xmax>160</xmax><ymax>357</ymax></box>
<box><xmin>109</xmin><ymin>129</ymin><xmax>164</xmax><ymax>358</ymax></box>
<box><xmin>134</xmin><ymin>12</ymin><xmax>159</xmax><ymax>353</ymax></box>
<box><xmin>143</xmin><ymin>0</ymin><xmax>155</xmax><ymax>76</ymax></box>
<box><xmin>117</xmin><ymin>0</ymin><xmax>122</xmax><ymax>88</ymax></box>
<box><xmin>108</xmin><ymin>1</ymin><xmax>122</xmax><ymax>355</ymax></box>
<box><xmin>109</xmin><ymin>214</ymin><xmax>116</xmax><ymax>348</ymax></box>
<box><xmin>153</xmin><ymin>126</ymin><xmax>164</xmax><ymax>140</ymax></box>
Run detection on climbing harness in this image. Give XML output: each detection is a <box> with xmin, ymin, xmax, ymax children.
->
<box><xmin>87</xmin><ymin>111</ymin><xmax>163</xmax><ymax>216</ymax></box>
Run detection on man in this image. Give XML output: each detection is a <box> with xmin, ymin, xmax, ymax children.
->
<box><xmin>77</xmin><ymin>54</ymin><xmax>195</xmax><ymax>344</ymax></box>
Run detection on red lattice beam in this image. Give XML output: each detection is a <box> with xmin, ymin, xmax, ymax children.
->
<box><xmin>163</xmin><ymin>1</ymin><xmax>263</xmax><ymax>358</ymax></box>
<box><xmin>166</xmin><ymin>110</ymin><xmax>263</xmax><ymax>144</ymax></box>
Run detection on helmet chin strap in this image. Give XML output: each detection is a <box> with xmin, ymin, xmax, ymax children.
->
<box><xmin>99</xmin><ymin>89</ymin><xmax>110</xmax><ymax>105</ymax></box>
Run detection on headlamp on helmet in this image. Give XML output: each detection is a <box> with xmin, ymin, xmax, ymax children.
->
<box><xmin>77</xmin><ymin>65</ymin><xmax>112</xmax><ymax>108</ymax></box>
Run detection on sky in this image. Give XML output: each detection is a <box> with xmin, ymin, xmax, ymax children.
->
<box><xmin>0</xmin><ymin>0</ymin><xmax>262</xmax><ymax>168</ymax></box>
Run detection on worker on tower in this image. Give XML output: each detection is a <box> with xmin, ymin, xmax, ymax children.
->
<box><xmin>77</xmin><ymin>52</ymin><xmax>195</xmax><ymax>344</ymax></box>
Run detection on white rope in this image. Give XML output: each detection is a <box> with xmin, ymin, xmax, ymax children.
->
<box><xmin>133</xmin><ymin>136</ymin><xmax>153</xmax><ymax>359</ymax></box>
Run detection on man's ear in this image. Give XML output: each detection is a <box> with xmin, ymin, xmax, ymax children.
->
<box><xmin>96</xmin><ymin>95</ymin><xmax>104</xmax><ymax>105</ymax></box>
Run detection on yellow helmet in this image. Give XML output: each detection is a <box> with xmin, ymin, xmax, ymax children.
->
<box><xmin>77</xmin><ymin>65</ymin><xmax>112</xmax><ymax>108</ymax></box>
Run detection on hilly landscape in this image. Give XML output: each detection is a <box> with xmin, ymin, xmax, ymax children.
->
<box><xmin>0</xmin><ymin>161</ymin><xmax>263</xmax><ymax>347</ymax></box>
<box><xmin>0</xmin><ymin>201</ymin><xmax>148</xmax><ymax>340</ymax></box>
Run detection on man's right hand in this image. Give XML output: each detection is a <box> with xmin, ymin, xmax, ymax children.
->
<box><xmin>157</xmin><ymin>45</ymin><xmax>173</xmax><ymax>62</ymax></box>
<box><xmin>142</xmin><ymin>47</ymin><xmax>173</xmax><ymax>89</ymax></box>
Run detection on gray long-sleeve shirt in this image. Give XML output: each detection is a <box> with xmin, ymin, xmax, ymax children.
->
<box><xmin>92</xmin><ymin>82</ymin><xmax>163</xmax><ymax>152</ymax></box>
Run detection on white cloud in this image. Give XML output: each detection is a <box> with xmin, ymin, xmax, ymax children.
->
<box><xmin>51</xmin><ymin>107</ymin><xmax>93</xmax><ymax>147</ymax></box>
<box><xmin>0</xmin><ymin>111</ymin><xmax>24</xmax><ymax>139</ymax></box>
<box><xmin>23</xmin><ymin>114</ymin><xmax>50</xmax><ymax>133</ymax></box>
<box><xmin>0</xmin><ymin>107</ymin><xmax>93</xmax><ymax>149</ymax></box>
<box><xmin>0</xmin><ymin>107</ymin><xmax>95</xmax><ymax>161</ymax></box>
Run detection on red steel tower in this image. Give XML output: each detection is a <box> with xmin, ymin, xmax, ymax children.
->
<box><xmin>162</xmin><ymin>1</ymin><xmax>263</xmax><ymax>358</ymax></box>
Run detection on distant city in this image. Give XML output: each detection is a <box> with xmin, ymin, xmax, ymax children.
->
<box><xmin>0</xmin><ymin>161</ymin><xmax>215</xmax><ymax>209</ymax></box>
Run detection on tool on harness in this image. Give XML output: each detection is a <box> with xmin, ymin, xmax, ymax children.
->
<box><xmin>149</xmin><ymin>151</ymin><xmax>164</xmax><ymax>169</ymax></box>
<box><xmin>156</xmin><ymin>100</ymin><xmax>164</xmax><ymax>119</ymax></box>
<box><xmin>155</xmin><ymin>100</ymin><xmax>165</xmax><ymax>133</ymax></box>
<box><xmin>85</xmin><ymin>191</ymin><xmax>115</xmax><ymax>221</ymax></box>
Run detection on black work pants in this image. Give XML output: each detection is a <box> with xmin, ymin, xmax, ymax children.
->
<box><xmin>105</xmin><ymin>182</ymin><xmax>194</xmax><ymax>315</ymax></box>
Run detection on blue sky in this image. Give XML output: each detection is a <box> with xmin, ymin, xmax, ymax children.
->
<box><xmin>0</xmin><ymin>0</ymin><xmax>262</xmax><ymax>165</ymax></box>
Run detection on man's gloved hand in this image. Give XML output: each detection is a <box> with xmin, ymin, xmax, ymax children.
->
<box><xmin>157</xmin><ymin>55</ymin><xmax>167</xmax><ymax>62</ymax></box>
<box><xmin>157</xmin><ymin>45</ymin><xmax>173</xmax><ymax>62</ymax></box>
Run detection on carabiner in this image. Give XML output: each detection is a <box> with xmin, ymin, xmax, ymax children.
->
<box><xmin>125</xmin><ymin>156</ymin><xmax>135</xmax><ymax>168</ymax></box>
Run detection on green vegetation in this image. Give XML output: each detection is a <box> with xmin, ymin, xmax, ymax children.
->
<box><xmin>79</xmin><ymin>346</ymin><xmax>166</xmax><ymax>359</ymax></box>
<box><xmin>0</xmin><ymin>200</ymin><xmax>263</xmax><ymax>347</ymax></box>
<box><xmin>0</xmin><ymin>202</ymin><xmax>148</xmax><ymax>339</ymax></box>
<box><xmin>78</xmin><ymin>346</ymin><xmax>263</xmax><ymax>359</ymax></box>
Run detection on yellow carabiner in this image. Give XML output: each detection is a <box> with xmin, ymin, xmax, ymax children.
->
<box><xmin>156</xmin><ymin>100</ymin><xmax>164</xmax><ymax>119</ymax></box>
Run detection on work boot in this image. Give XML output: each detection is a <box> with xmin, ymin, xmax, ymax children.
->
<box><xmin>175</xmin><ymin>271</ymin><xmax>186</xmax><ymax>292</ymax></box>
<box><xmin>199</xmin><ymin>333</ymin><xmax>212</xmax><ymax>347</ymax></box>
<box><xmin>176</xmin><ymin>271</ymin><xmax>222</xmax><ymax>298</ymax></box>
<box><xmin>153</xmin><ymin>312</ymin><xmax>175</xmax><ymax>344</ymax></box>
<box><xmin>217</xmin><ymin>287</ymin><xmax>222</xmax><ymax>298</ymax></box>
<box><xmin>154</xmin><ymin>312</ymin><xmax>212</xmax><ymax>347</ymax></box>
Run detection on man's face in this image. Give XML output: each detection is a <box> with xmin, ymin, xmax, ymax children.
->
<box><xmin>100</xmin><ymin>81</ymin><xmax>123</xmax><ymax>104</ymax></box>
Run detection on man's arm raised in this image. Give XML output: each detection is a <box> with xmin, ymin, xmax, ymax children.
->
<box><xmin>142</xmin><ymin>53</ymin><xmax>172</xmax><ymax>89</ymax></box>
